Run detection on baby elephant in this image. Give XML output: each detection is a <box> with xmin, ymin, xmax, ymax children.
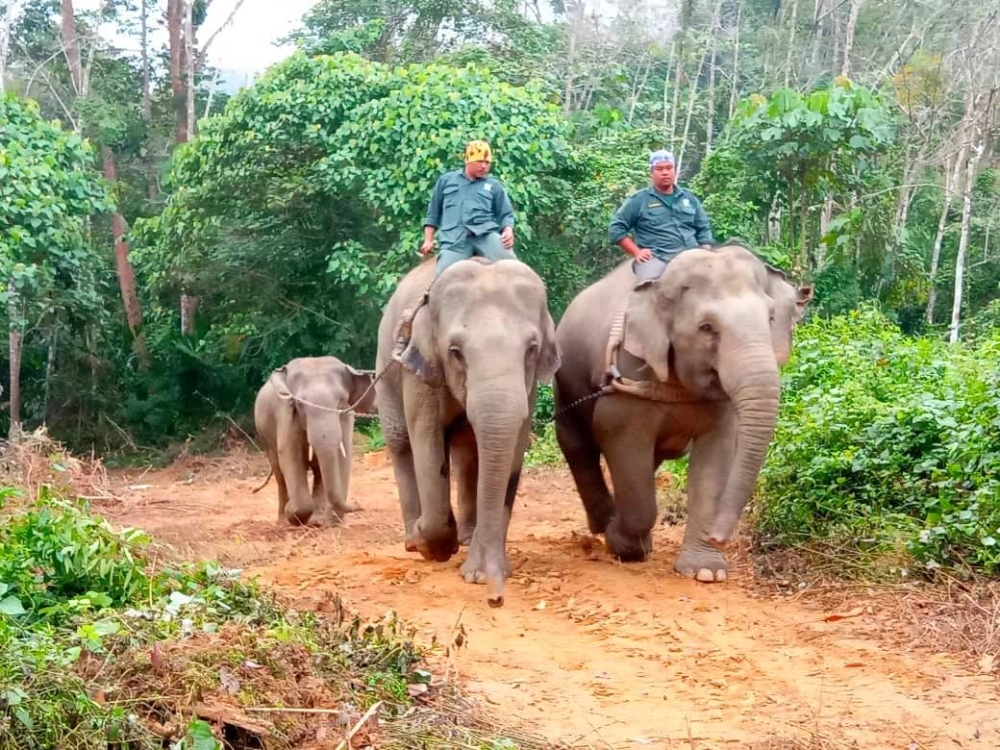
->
<box><xmin>253</xmin><ymin>356</ymin><xmax>376</xmax><ymax>525</ymax></box>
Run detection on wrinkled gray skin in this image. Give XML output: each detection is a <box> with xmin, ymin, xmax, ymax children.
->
<box><xmin>554</xmin><ymin>245</ymin><xmax>813</xmax><ymax>581</ymax></box>
<box><xmin>375</xmin><ymin>258</ymin><xmax>560</xmax><ymax>607</ymax></box>
<box><xmin>254</xmin><ymin>357</ymin><xmax>376</xmax><ymax>525</ymax></box>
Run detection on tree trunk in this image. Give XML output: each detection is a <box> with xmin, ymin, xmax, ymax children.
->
<box><xmin>60</xmin><ymin>0</ymin><xmax>82</xmax><ymax>95</ymax></box>
<box><xmin>705</xmin><ymin>2</ymin><xmax>721</xmax><ymax>156</ymax></box>
<box><xmin>141</xmin><ymin>0</ymin><xmax>157</xmax><ymax>202</ymax></box>
<box><xmin>1</xmin><ymin>1</ymin><xmax>25</xmax><ymax>94</ymax></box>
<box><xmin>168</xmin><ymin>0</ymin><xmax>188</xmax><ymax>144</ymax></box>
<box><xmin>663</xmin><ymin>39</ymin><xmax>676</xmax><ymax>129</ymax></box>
<box><xmin>841</xmin><ymin>0</ymin><xmax>862</xmax><ymax>77</ymax></box>
<box><xmin>180</xmin><ymin>293</ymin><xmax>198</xmax><ymax>336</ymax></box>
<box><xmin>816</xmin><ymin>195</ymin><xmax>833</xmax><ymax>268</ymax></box>
<box><xmin>8</xmin><ymin>278</ymin><xmax>22</xmax><ymax>441</ymax></box>
<box><xmin>43</xmin><ymin>327</ymin><xmax>57</xmax><ymax>424</ymax></box>
<box><xmin>728</xmin><ymin>0</ymin><xmax>742</xmax><ymax>120</ymax></box>
<box><xmin>784</xmin><ymin>0</ymin><xmax>799</xmax><ymax>87</ymax></box>
<box><xmin>949</xmin><ymin>141</ymin><xmax>984</xmax><ymax>344</ymax></box>
<box><xmin>185</xmin><ymin>1</ymin><xmax>196</xmax><ymax>139</ymax></box>
<box><xmin>102</xmin><ymin>146</ymin><xmax>151</xmax><ymax>369</ymax></box>
<box><xmin>927</xmin><ymin>144</ymin><xmax>965</xmax><ymax>325</ymax></box>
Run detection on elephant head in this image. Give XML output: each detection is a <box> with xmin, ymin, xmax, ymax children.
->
<box><xmin>622</xmin><ymin>245</ymin><xmax>812</xmax><ymax>547</ymax></box>
<box><xmin>398</xmin><ymin>258</ymin><xmax>560</xmax><ymax>603</ymax></box>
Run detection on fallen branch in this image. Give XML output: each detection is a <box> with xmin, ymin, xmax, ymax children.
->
<box><xmin>335</xmin><ymin>700</ymin><xmax>383</xmax><ymax>750</ymax></box>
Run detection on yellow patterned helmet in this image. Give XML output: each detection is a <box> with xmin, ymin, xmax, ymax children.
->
<box><xmin>465</xmin><ymin>139</ymin><xmax>492</xmax><ymax>163</ymax></box>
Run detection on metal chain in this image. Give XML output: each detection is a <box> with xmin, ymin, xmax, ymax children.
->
<box><xmin>272</xmin><ymin>360</ymin><xmax>397</xmax><ymax>418</ymax></box>
<box><xmin>550</xmin><ymin>385</ymin><xmax>614</xmax><ymax>420</ymax></box>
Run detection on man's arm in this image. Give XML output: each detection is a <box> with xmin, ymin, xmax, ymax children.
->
<box><xmin>691</xmin><ymin>194</ymin><xmax>714</xmax><ymax>246</ymax></box>
<box><xmin>609</xmin><ymin>195</ymin><xmax>652</xmax><ymax>262</ymax></box>
<box><xmin>424</xmin><ymin>175</ymin><xmax>445</xmax><ymax>229</ymax></box>
<box><xmin>493</xmin><ymin>183</ymin><xmax>515</xmax><ymax>228</ymax></box>
<box><xmin>421</xmin><ymin>176</ymin><xmax>446</xmax><ymax>255</ymax></box>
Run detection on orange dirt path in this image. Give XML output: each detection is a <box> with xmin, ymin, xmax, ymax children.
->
<box><xmin>103</xmin><ymin>450</ymin><xmax>999</xmax><ymax>749</ymax></box>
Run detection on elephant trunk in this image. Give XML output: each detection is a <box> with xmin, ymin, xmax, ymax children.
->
<box><xmin>709</xmin><ymin>339</ymin><xmax>780</xmax><ymax>548</ymax></box>
<box><xmin>306</xmin><ymin>413</ymin><xmax>345</xmax><ymax>517</ymax></box>
<box><xmin>467</xmin><ymin>378</ymin><xmax>530</xmax><ymax>608</ymax></box>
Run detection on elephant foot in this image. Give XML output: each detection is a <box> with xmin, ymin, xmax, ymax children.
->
<box><xmin>284</xmin><ymin>506</ymin><xmax>315</xmax><ymax>526</ymax></box>
<box><xmin>457</xmin><ymin>522</ymin><xmax>476</xmax><ymax>547</ymax></box>
<box><xmin>333</xmin><ymin>502</ymin><xmax>362</xmax><ymax>514</ymax></box>
<box><xmin>604</xmin><ymin>517</ymin><xmax>653</xmax><ymax>563</ymax></box>
<box><xmin>406</xmin><ymin>517</ymin><xmax>459</xmax><ymax>562</ymax></box>
<box><xmin>674</xmin><ymin>545</ymin><xmax>728</xmax><ymax>583</ymax></box>
<box><xmin>585</xmin><ymin>507</ymin><xmax>613</xmax><ymax>535</ymax></box>
<box><xmin>460</xmin><ymin>543</ymin><xmax>511</xmax><ymax>608</ymax></box>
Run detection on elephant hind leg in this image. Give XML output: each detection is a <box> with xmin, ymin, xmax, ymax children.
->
<box><xmin>557</xmin><ymin>419</ymin><xmax>614</xmax><ymax>534</ymax></box>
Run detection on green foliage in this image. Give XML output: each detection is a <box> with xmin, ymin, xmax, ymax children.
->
<box><xmin>0</xmin><ymin>94</ymin><xmax>110</xmax><ymax>331</ymax></box>
<box><xmin>757</xmin><ymin>305</ymin><xmax>1000</xmax><ymax>575</ymax></box>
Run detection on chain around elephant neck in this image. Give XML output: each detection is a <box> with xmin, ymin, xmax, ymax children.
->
<box><xmin>271</xmin><ymin>360</ymin><xmax>396</xmax><ymax>417</ymax></box>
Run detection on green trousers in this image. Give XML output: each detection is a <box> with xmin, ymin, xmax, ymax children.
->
<box><xmin>435</xmin><ymin>231</ymin><xmax>516</xmax><ymax>275</ymax></box>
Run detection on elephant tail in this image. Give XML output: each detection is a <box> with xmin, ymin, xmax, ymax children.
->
<box><xmin>251</xmin><ymin>468</ymin><xmax>273</xmax><ymax>493</ymax></box>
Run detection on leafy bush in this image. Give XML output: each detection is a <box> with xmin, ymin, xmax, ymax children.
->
<box><xmin>756</xmin><ymin>304</ymin><xmax>1000</xmax><ymax>575</ymax></box>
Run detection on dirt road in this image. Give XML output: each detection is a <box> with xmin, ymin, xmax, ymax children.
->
<box><xmin>104</xmin><ymin>449</ymin><xmax>999</xmax><ymax>749</ymax></box>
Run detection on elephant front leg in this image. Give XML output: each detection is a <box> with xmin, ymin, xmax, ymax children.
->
<box><xmin>405</xmin><ymin>404</ymin><xmax>458</xmax><ymax>562</ymax></box>
<box><xmin>277</xmin><ymin>425</ymin><xmax>314</xmax><ymax>525</ymax></box>
<box><xmin>675</xmin><ymin>410</ymin><xmax>736</xmax><ymax>583</ymax></box>
<box><xmin>599</xmin><ymin>435</ymin><xmax>658</xmax><ymax>562</ymax></box>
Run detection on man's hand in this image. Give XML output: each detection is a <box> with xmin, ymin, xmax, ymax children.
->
<box><xmin>631</xmin><ymin>247</ymin><xmax>653</xmax><ymax>263</ymax></box>
<box><xmin>420</xmin><ymin>238</ymin><xmax>436</xmax><ymax>256</ymax></box>
<box><xmin>501</xmin><ymin>226</ymin><xmax>515</xmax><ymax>249</ymax></box>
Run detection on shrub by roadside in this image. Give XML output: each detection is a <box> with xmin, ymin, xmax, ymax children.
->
<box><xmin>755</xmin><ymin>304</ymin><xmax>1000</xmax><ymax>577</ymax></box>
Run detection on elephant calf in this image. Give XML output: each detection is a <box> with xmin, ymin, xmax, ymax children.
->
<box><xmin>253</xmin><ymin>356</ymin><xmax>376</xmax><ymax>525</ymax></box>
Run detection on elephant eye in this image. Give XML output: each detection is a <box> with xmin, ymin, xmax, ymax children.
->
<box><xmin>526</xmin><ymin>340</ymin><xmax>539</xmax><ymax>356</ymax></box>
<box><xmin>699</xmin><ymin>322</ymin><xmax>715</xmax><ymax>334</ymax></box>
<box><xmin>448</xmin><ymin>345</ymin><xmax>463</xmax><ymax>361</ymax></box>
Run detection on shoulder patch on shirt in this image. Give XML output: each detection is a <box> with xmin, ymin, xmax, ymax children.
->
<box><xmin>647</xmin><ymin>201</ymin><xmax>663</xmax><ymax>208</ymax></box>
<box><xmin>681</xmin><ymin>198</ymin><xmax>691</xmax><ymax>208</ymax></box>
<box><xmin>484</xmin><ymin>183</ymin><xmax>493</xmax><ymax>192</ymax></box>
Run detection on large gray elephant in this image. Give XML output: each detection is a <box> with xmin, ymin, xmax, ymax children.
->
<box><xmin>375</xmin><ymin>257</ymin><xmax>560</xmax><ymax>607</ymax></box>
<box><xmin>554</xmin><ymin>244</ymin><xmax>812</xmax><ymax>582</ymax></box>
<box><xmin>253</xmin><ymin>356</ymin><xmax>376</xmax><ymax>525</ymax></box>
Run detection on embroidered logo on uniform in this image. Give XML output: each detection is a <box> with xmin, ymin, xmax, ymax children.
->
<box><xmin>682</xmin><ymin>198</ymin><xmax>691</xmax><ymax>207</ymax></box>
<box><xmin>484</xmin><ymin>184</ymin><xmax>493</xmax><ymax>192</ymax></box>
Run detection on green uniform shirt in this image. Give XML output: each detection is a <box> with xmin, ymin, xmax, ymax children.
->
<box><xmin>608</xmin><ymin>185</ymin><xmax>713</xmax><ymax>261</ymax></box>
<box><xmin>424</xmin><ymin>169</ymin><xmax>515</xmax><ymax>252</ymax></box>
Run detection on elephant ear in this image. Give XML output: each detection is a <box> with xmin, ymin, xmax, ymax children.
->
<box><xmin>794</xmin><ymin>284</ymin><xmax>814</xmax><ymax>322</ymax></box>
<box><xmin>344</xmin><ymin>365</ymin><xmax>377</xmax><ymax>414</ymax></box>
<box><xmin>267</xmin><ymin>365</ymin><xmax>297</xmax><ymax>413</ymax></box>
<box><xmin>537</xmin><ymin>309</ymin><xmax>561</xmax><ymax>385</ymax></box>
<box><xmin>622</xmin><ymin>281</ymin><xmax>672</xmax><ymax>382</ymax></box>
<box><xmin>398</xmin><ymin>305</ymin><xmax>443</xmax><ymax>386</ymax></box>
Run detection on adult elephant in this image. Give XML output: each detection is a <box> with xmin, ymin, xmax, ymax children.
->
<box><xmin>254</xmin><ymin>357</ymin><xmax>376</xmax><ymax>525</ymax></box>
<box><xmin>554</xmin><ymin>243</ymin><xmax>812</xmax><ymax>582</ymax></box>
<box><xmin>375</xmin><ymin>257</ymin><xmax>560</xmax><ymax>607</ymax></box>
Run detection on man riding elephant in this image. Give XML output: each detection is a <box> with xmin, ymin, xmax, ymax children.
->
<box><xmin>420</xmin><ymin>140</ymin><xmax>517</xmax><ymax>276</ymax></box>
<box><xmin>609</xmin><ymin>149</ymin><xmax>715</xmax><ymax>281</ymax></box>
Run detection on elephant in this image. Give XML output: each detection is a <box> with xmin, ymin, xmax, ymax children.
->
<box><xmin>253</xmin><ymin>356</ymin><xmax>376</xmax><ymax>525</ymax></box>
<box><xmin>375</xmin><ymin>257</ymin><xmax>560</xmax><ymax>607</ymax></box>
<box><xmin>553</xmin><ymin>243</ymin><xmax>813</xmax><ymax>582</ymax></box>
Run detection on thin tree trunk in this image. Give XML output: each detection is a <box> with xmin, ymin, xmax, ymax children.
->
<box><xmin>168</xmin><ymin>0</ymin><xmax>187</xmax><ymax>144</ymax></box>
<box><xmin>102</xmin><ymin>146</ymin><xmax>151</xmax><ymax>369</ymax></box>
<box><xmin>627</xmin><ymin>56</ymin><xmax>652</xmax><ymax>125</ymax></box>
<box><xmin>950</xmin><ymin>141</ymin><xmax>984</xmax><ymax>344</ymax></box>
<box><xmin>185</xmin><ymin>1</ymin><xmax>196</xmax><ymax>139</ymax></box>
<box><xmin>663</xmin><ymin>39</ymin><xmax>676</xmax><ymax>129</ymax></box>
<box><xmin>562</xmin><ymin>1</ymin><xmax>580</xmax><ymax>113</ymax></box>
<box><xmin>43</xmin><ymin>327</ymin><xmax>57</xmax><ymax>424</ymax></box>
<box><xmin>60</xmin><ymin>0</ymin><xmax>82</xmax><ymax>95</ymax></box>
<box><xmin>8</xmin><ymin>279</ymin><xmax>22</xmax><ymax>441</ymax></box>
<box><xmin>841</xmin><ymin>0</ymin><xmax>862</xmax><ymax>77</ymax></box>
<box><xmin>784</xmin><ymin>0</ymin><xmax>799</xmax><ymax>87</ymax></box>
<box><xmin>927</xmin><ymin>144</ymin><xmax>965</xmax><ymax>325</ymax></box>
<box><xmin>728</xmin><ymin>0</ymin><xmax>742</xmax><ymax>120</ymax></box>
<box><xmin>141</xmin><ymin>0</ymin><xmax>157</xmax><ymax>202</ymax></box>
<box><xmin>1</xmin><ymin>1</ymin><xmax>25</xmax><ymax>94</ymax></box>
<box><xmin>817</xmin><ymin>195</ymin><xmax>833</xmax><ymax>268</ymax></box>
<box><xmin>705</xmin><ymin>3</ymin><xmax>721</xmax><ymax>156</ymax></box>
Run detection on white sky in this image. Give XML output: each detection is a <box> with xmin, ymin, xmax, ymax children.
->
<box><xmin>72</xmin><ymin>0</ymin><xmax>320</xmax><ymax>79</ymax></box>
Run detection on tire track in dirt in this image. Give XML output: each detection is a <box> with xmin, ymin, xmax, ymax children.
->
<box><xmin>105</xmin><ymin>450</ymin><xmax>1000</xmax><ymax>749</ymax></box>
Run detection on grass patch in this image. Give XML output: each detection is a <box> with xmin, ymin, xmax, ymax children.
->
<box><xmin>0</xmin><ymin>481</ymin><xmax>548</xmax><ymax>749</ymax></box>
